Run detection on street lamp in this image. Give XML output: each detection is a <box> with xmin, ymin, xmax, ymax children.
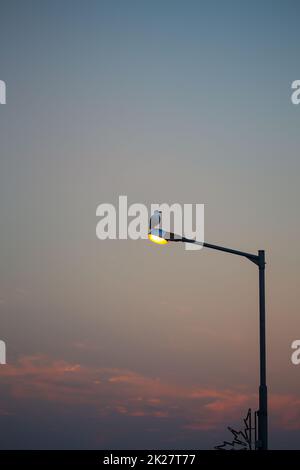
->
<box><xmin>148</xmin><ymin>211</ymin><xmax>268</xmax><ymax>451</ymax></box>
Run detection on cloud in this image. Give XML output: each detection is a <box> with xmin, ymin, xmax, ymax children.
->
<box><xmin>269</xmin><ymin>394</ymin><xmax>300</xmax><ymax>431</ymax></box>
<box><xmin>0</xmin><ymin>355</ymin><xmax>299</xmax><ymax>432</ymax></box>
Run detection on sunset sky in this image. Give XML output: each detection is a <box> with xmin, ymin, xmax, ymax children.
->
<box><xmin>0</xmin><ymin>0</ymin><xmax>300</xmax><ymax>449</ymax></box>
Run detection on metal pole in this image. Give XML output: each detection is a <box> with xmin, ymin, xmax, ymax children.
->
<box><xmin>258</xmin><ymin>250</ymin><xmax>268</xmax><ymax>450</ymax></box>
<box><xmin>156</xmin><ymin>231</ymin><xmax>269</xmax><ymax>449</ymax></box>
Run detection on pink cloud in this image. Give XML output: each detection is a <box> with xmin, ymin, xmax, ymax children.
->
<box><xmin>269</xmin><ymin>394</ymin><xmax>300</xmax><ymax>430</ymax></box>
<box><xmin>0</xmin><ymin>355</ymin><xmax>299</xmax><ymax>431</ymax></box>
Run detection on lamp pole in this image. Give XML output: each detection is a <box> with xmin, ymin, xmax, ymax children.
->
<box><xmin>258</xmin><ymin>249</ymin><xmax>268</xmax><ymax>451</ymax></box>
<box><xmin>150</xmin><ymin>230</ymin><xmax>268</xmax><ymax>450</ymax></box>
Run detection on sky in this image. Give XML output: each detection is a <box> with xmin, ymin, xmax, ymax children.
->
<box><xmin>0</xmin><ymin>0</ymin><xmax>300</xmax><ymax>449</ymax></box>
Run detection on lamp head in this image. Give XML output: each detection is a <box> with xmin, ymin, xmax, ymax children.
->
<box><xmin>148</xmin><ymin>228</ymin><xmax>168</xmax><ymax>245</ymax></box>
<box><xmin>148</xmin><ymin>211</ymin><xmax>168</xmax><ymax>244</ymax></box>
